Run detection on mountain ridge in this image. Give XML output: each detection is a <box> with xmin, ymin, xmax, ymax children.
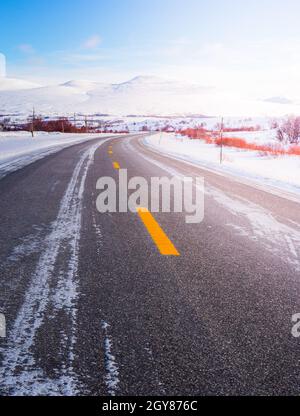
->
<box><xmin>0</xmin><ymin>75</ymin><xmax>299</xmax><ymax>117</ymax></box>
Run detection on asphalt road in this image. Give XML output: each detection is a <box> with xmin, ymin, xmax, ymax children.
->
<box><xmin>0</xmin><ymin>133</ymin><xmax>300</xmax><ymax>396</ymax></box>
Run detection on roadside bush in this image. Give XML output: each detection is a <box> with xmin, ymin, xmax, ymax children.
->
<box><xmin>179</xmin><ymin>128</ymin><xmax>300</xmax><ymax>157</ymax></box>
<box><xmin>23</xmin><ymin>117</ymin><xmax>84</xmax><ymax>133</ymax></box>
<box><xmin>276</xmin><ymin>116</ymin><xmax>300</xmax><ymax>144</ymax></box>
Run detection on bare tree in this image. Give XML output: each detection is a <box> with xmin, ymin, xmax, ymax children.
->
<box><xmin>1</xmin><ymin>117</ymin><xmax>11</xmax><ymax>131</ymax></box>
<box><xmin>276</xmin><ymin>116</ymin><xmax>300</xmax><ymax>144</ymax></box>
<box><xmin>269</xmin><ymin>118</ymin><xmax>279</xmax><ymax>130</ymax></box>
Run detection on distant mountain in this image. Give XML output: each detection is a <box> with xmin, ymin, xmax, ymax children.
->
<box><xmin>0</xmin><ymin>75</ymin><xmax>213</xmax><ymax>117</ymax></box>
<box><xmin>264</xmin><ymin>96</ymin><xmax>293</xmax><ymax>105</ymax></box>
<box><xmin>1</xmin><ymin>75</ymin><xmax>300</xmax><ymax>117</ymax></box>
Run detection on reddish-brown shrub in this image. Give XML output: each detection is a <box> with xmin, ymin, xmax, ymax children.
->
<box><xmin>179</xmin><ymin>128</ymin><xmax>300</xmax><ymax>157</ymax></box>
<box><xmin>23</xmin><ymin>117</ymin><xmax>84</xmax><ymax>133</ymax></box>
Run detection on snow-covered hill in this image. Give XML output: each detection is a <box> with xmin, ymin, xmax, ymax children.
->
<box><xmin>0</xmin><ymin>77</ymin><xmax>40</xmax><ymax>92</ymax></box>
<box><xmin>0</xmin><ymin>75</ymin><xmax>212</xmax><ymax>116</ymax></box>
<box><xmin>1</xmin><ymin>75</ymin><xmax>300</xmax><ymax>117</ymax></box>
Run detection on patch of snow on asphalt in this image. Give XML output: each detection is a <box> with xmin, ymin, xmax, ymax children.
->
<box><xmin>101</xmin><ymin>321</ymin><xmax>120</xmax><ymax>396</ymax></box>
<box><xmin>208</xmin><ymin>186</ymin><xmax>300</xmax><ymax>271</ymax></box>
<box><xmin>0</xmin><ymin>140</ymin><xmax>108</xmax><ymax>396</ymax></box>
<box><xmin>8</xmin><ymin>232</ymin><xmax>44</xmax><ymax>262</ymax></box>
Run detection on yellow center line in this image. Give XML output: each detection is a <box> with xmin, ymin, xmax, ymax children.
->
<box><xmin>108</xmin><ymin>150</ymin><xmax>113</xmax><ymax>155</ymax></box>
<box><xmin>137</xmin><ymin>207</ymin><xmax>180</xmax><ymax>256</ymax></box>
<box><xmin>113</xmin><ymin>161</ymin><xmax>120</xmax><ymax>170</ymax></box>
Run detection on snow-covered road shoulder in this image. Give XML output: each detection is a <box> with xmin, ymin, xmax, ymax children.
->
<box><xmin>0</xmin><ymin>131</ymin><xmax>121</xmax><ymax>179</ymax></box>
<box><xmin>143</xmin><ymin>133</ymin><xmax>300</xmax><ymax>200</ymax></box>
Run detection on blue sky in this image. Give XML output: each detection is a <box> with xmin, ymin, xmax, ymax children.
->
<box><xmin>1</xmin><ymin>0</ymin><xmax>300</xmax><ymax>97</ymax></box>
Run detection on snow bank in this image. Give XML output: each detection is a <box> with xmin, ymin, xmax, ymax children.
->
<box><xmin>223</xmin><ymin>129</ymin><xmax>277</xmax><ymax>145</ymax></box>
<box><xmin>144</xmin><ymin>133</ymin><xmax>300</xmax><ymax>197</ymax></box>
<box><xmin>0</xmin><ymin>131</ymin><xmax>119</xmax><ymax>178</ymax></box>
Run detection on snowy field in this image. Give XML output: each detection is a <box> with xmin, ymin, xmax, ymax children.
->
<box><xmin>144</xmin><ymin>133</ymin><xmax>300</xmax><ymax>197</ymax></box>
<box><xmin>0</xmin><ymin>131</ymin><xmax>121</xmax><ymax>178</ymax></box>
<box><xmin>114</xmin><ymin>115</ymin><xmax>271</xmax><ymax>133</ymax></box>
<box><xmin>223</xmin><ymin>129</ymin><xmax>277</xmax><ymax>144</ymax></box>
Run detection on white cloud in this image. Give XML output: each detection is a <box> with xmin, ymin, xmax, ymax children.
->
<box><xmin>82</xmin><ymin>35</ymin><xmax>102</xmax><ymax>49</ymax></box>
<box><xmin>18</xmin><ymin>44</ymin><xmax>35</xmax><ymax>54</ymax></box>
<box><xmin>61</xmin><ymin>52</ymin><xmax>109</xmax><ymax>64</ymax></box>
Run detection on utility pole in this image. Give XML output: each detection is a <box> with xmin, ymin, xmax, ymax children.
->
<box><xmin>31</xmin><ymin>107</ymin><xmax>35</xmax><ymax>138</ymax></box>
<box><xmin>72</xmin><ymin>113</ymin><xmax>76</xmax><ymax>133</ymax></box>
<box><xmin>219</xmin><ymin>117</ymin><xmax>224</xmax><ymax>164</ymax></box>
<box><xmin>85</xmin><ymin>116</ymin><xmax>88</xmax><ymax>133</ymax></box>
<box><xmin>159</xmin><ymin>127</ymin><xmax>163</xmax><ymax>145</ymax></box>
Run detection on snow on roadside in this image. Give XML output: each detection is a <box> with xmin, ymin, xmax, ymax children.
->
<box><xmin>144</xmin><ymin>133</ymin><xmax>300</xmax><ymax>197</ymax></box>
<box><xmin>0</xmin><ymin>131</ymin><xmax>121</xmax><ymax>178</ymax></box>
<box><xmin>223</xmin><ymin>129</ymin><xmax>278</xmax><ymax>145</ymax></box>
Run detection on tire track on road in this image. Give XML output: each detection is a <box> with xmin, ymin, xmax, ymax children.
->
<box><xmin>0</xmin><ymin>140</ymin><xmax>108</xmax><ymax>396</ymax></box>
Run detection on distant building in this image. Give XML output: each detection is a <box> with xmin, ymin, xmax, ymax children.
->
<box><xmin>0</xmin><ymin>53</ymin><xmax>6</xmax><ymax>77</ymax></box>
